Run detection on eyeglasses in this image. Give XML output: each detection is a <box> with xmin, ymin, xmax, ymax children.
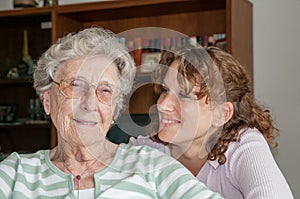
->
<box><xmin>52</xmin><ymin>78</ymin><xmax>115</xmax><ymax>106</ymax></box>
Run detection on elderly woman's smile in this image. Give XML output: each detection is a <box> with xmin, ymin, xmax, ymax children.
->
<box><xmin>73</xmin><ymin>118</ymin><xmax>98</xmax><ymax>125</ymax></box>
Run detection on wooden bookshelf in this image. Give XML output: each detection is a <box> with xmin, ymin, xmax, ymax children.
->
<box><xmin>0</xmin><ymin>0</ymin><xmax>252</xmax><ymax>149</ymax></box>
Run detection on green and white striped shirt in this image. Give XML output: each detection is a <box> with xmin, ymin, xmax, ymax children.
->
<box><xmin>0</xmin><ymin>144</ymin><xmax>222</xmax><ymax>199</ymax></box>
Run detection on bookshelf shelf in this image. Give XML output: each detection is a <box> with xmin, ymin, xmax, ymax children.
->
<box><xmin>0</xmin><ymin>78</ymin><xmax>33</xmax><ymax>85</ymax></box>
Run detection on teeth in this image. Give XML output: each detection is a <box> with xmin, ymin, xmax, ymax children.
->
<box><xmin>81</xmin><ymin>121</ymin><xmax>96</xmax><ymax>125</ymax></box>
<box><xmin>161</xmin><ymin>119</ymin><xmax>179</xmax><ymax>124</ymax></box>
<box><xmin>74</xmin><ymin>119</ymin><xmax>97</xmax><ymax>125</ymax></box>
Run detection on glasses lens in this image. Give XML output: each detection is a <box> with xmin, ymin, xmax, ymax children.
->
<box><xmin>58</xmin><ymin>78</ymin><xmax>114</xmax><ymax>106</ymax></box>
<box><xmin>96</xmin><ymin>83</ymin><xmax>113</xmax><ymax>105</ymax></box>
<box><xmin>59</xmin><ymin>78</ymin><xmax>88</xmax><ymax>99</ymax></box>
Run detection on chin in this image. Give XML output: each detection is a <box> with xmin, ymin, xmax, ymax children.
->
<box><xmin>158</xmin><ymin>131</ymin><xmax>175</xmax><ymax>143</ymax></box>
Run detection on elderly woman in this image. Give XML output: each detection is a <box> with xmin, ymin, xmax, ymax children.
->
<box><xmin>0</xmin><ymin>27</ymin><xmax>223</xmax><ymax>199</ymax></box>
<box><xmin>130</xmin><ymin>45</ymin><xmax>293</xmax><ymax>199</ymax></box>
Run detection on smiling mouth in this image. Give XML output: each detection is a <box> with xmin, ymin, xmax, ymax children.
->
<box><xmin>161</xmin><ymin>118</ymin><xmax>180</xmax><ymax>124</ymax></box>
<box><xmin>74</xmin><ymin>119</ymin><xmax>98</xmax><ymax>125</ymax></box>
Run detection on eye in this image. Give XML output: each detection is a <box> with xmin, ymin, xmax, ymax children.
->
<box><xmin>97</xmin><ymin>84</ymin><xmax>113</xmax><ymax>95</ymax></box>
<box><xmin>178</xmin><ymin>92</ymin><xmax>198</xmax><ymax>101</ymax></box>
<box><xmin>70</xmin><ymin>79</ymin><xmax>86</xmax><ymax>88</ymax></box>
<box><xmin>160</xmin><ymin>85</ymin><xmax>169</xmax><ymax>95</ymax></box>
<box><xmin>178</xmin><ymin>90</ymin><xmax>197</xmax><ymax>100</ymax></box>
<box><xmin>178</xmin><ymin>92</ymin><xmax>190</xmax><ymax>99</ymax></box>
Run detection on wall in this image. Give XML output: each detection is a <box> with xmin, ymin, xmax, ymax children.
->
<box><xmin>0</xmin><ymin>0</ymin><xmax>13</xmax><ymax>10</ymax></box>
<box><xmin>250</xmin><ymin>0</ymin><xmax>300</xmax><ymax>197</ymax></box>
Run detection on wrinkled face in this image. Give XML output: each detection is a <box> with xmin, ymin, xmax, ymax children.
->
<box><xmin>157</xmin><ymin>61</ymin><xmax>214</xmax><ymax>148</ymax></box>
<box><xmin>43</xmin><ymin>56</ymin><xmax>119</xmax><ymax>147</ymax></box>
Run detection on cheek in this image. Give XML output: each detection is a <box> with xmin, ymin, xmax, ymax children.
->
<box><xmin>195</xmin><ymin>113</ymin><xmax>212</xmax><ymax>136</ymax></box>
<box><xmin>49</xmin><ymin>90</ymin><xmax>74</xmax><ymax>127</ymax></box>
<box><xmin>100</xmin><ymin>107</ymin><xmax>114</xmax><ymax>122</ymax></box>
<box><xmin>51</xmin><ymin>100</ymin><xmax>73</xmax><ymax>128</ymax></box>
<box><xmin>94</xmin><ymin>103</ymin><xmax>115</xmax><ymax>126</ymax></box>
<box><xmin>95</xmin><ymin>106</ymin><xmax>115</xmax><ymax>136</ymax></box>
<box><xmin>181</xmin><ymin>103</ymin><xmax>198</xmax><ymax>121</ymax></box>
<box><xmin>157</xmin><ymin>95</ymin><xmax>163</xmax><ymax>104</ymax></box>
<box><xmin>181</xmin><ymin>103</ymin><xmax>212</xmax><ymax>134</ymax></box>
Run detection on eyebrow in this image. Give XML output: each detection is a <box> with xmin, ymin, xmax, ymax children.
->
<box><xmin>162</xmin><ymin>80</ymin><xmax>169</xmax><ymax>87</ymax></box>
<box><xmin>163</xmin><ymin>78</ymin><xmax>200</xmax><ymax>100</ymax></box>
<box><xmin>98</xmin><ymin>81</ymin><xmax>115</xmax><ymax>88</ymax></box>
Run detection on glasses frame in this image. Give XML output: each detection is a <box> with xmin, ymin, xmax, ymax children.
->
<box><xmin>52</xmin><ymin>79</ymin><xmax>115</xmax><ymax>106</ymax></box>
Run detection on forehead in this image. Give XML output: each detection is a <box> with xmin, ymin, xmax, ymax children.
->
<box><xmin>164</xmin><ymin>61</ymin><xmax>179</xmax><ymax>80</ymax></box>
<box><xmin>164</xmin><ymin>61</ymin><xmax>199</xmax><ymax>93</ymax></box>
<box><xmin>56</xmin><ymin>56</ymin><xmax>119</xmax><ymax>83</ymax></box>
<box><xmin>164</xmin><ymin>61</ymin><xmax>181</xmax><ymax>89</ymax></box>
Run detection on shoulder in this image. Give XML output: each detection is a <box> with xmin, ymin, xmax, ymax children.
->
<box><xmin>128</xmin><ymin>135</ymin><xmax>152</xmax><ymax>145</ymax></box>
<box><xmin>239</xmin><ymin>128</ymin><xmax>267</xmax><ymax>143</ymax></box>
<box><xmin>129</xmin><ymin>136</ymin><xmax>168</xmax><ymax>152</ymax></box>
<box><xmin>118</xmin><ymin>143</ymin><xmax>173</xmax><ymax>160</ymax></box>
<box><xmin>0</xmin><ymin>150</ymin><xmax>48</xmax><ymax>172</ymax></box>
<box><xmin>224</xmin><ymin>129</ymin><xmax>294</xmax><ymax>198</ymax></box>
<box><xmin>115</xmin><ymin>143</ymin><xmax>178</xmax><ymax>171</ymax></box>
<box><xmin>227</xmin><ymin>128</ymin><xmax>268</xmax><ymax>155</ymax></box>
<box><xmin>0</xmin><ymin>150</ymin><xmax>48</xmax><ymax>192</ymax></box>
<box><xmin>0</xmin><ymin>150</ymin><xmax>70</xmax><ymax>198</ymax></box>
<box><xmin>117</xmin><ymin>144</ymin><xmax>223</xmax><ymax>198</ymax></box>
<box><xmin>222</xmin><ymin>128</ymin><xmax>270</xmax><ymax>176</ymax></box>
<box><xmin>116</xmin><ymin>144</ymin><xmax>203</xmax><ymax>181</ymax></box>
<box><xmin>0</xmin><ymin>152</ymin><xmax>20</xmax><ymax>172</ymax></box>
<box><xmin>224</xmin><ymin>128</ymin><xmax>272</xmax><ymax>176</ymax></box>
<box><xmin>18</xmin><ymin>150</ymin><xmax>47</xmax><ymax>163</ymax></box>
<box><xmin>106</xmin><ymin>144</ymin><xmax>223</xmax><ymax>199</ymax></box>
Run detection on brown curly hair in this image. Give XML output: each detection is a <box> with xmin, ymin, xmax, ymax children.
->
<box><xmin>205</xmin><ymin>46</ymin><xmax>279</xmax><ymax>164</ymax></box>
<box><xmin>150</xmin><ymin>45</ymin><xmax>279</xmax><ymax>165</ymax></box>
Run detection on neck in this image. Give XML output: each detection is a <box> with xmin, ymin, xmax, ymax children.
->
<box><xmin>170</xmin><ymin>142</ymin><xmax>208</xmax><ymax>176</ymax></box>
<box><xmin>178</xmin><ymin>153</ymin><xmax>208</xmax><ymax>176</ymax></box>
<box><xmin>50</xmin><ymin>139</ymin><xmax>118</xmax><ymax>190</ymax></box>
<box><xmin>52</xmin><ymin>136</ymin><xmax>118</xmax><ymax>162</ymax></box>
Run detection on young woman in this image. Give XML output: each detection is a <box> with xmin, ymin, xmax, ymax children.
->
<box><xmin>130</xmin><ymin>45</ymin><xmax>294</xmax><ymax>199</ymax></box>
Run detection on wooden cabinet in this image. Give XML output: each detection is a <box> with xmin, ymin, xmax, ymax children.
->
<box><xmin>0</xmin><ymin>0</ymin><xmax>252</xmax><ymax>149</ymax></box>
<box><xmin>0</xmin><ymin>79</ymin><xmax>51</xmax><ymax>153</ymax></box>
<box><xmin>0</xmin><ymin>10</ymin><xmax>52</xmax><ymax>153</ymax></box>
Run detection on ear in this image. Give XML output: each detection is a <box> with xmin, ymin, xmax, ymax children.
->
<box><xmin>212</xmin><ymin>102</ymin><xmax>234</xmax><ymax>127</ymax></box>
<box><xmin>42</xmin><ymin>91</ymin><xmax>51</xmax><ymax>115</ymax></box>
<box><xmin>223</xmin><ymin>102</ymin><xmax>234</xmax><ymax>124</ymax></box>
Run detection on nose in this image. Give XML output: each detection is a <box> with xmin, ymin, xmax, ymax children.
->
<box><xmin>157</xmin><ymin>92</ymin><xmax>177</xmax><ymax>113</ymax></box>
<box><xmin>81</xmin><ymin>85</ymin><xmax>97</xmax><ymax>111</ymax></box>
